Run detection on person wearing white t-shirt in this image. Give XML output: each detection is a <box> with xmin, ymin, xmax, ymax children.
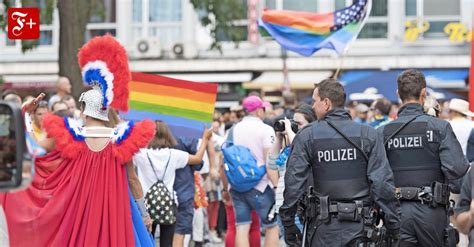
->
<box><xmin>133</xmin><ymin>120</ymin><xmax>212</xmax><ymax>247</ymax></box>
<box><xmin>448</xmin><ymin>98</ymin><xmax>474</xmax><ymax>155</ymax></box>
<box><xmin>225</xmin><ymin>95</ymin><xmax>280</xmax><ymax>247</ymax></box>
<box><xmin>447</xmin><ymin>99</ymin><xmax>474</xmax><ymax>247</ymax></box>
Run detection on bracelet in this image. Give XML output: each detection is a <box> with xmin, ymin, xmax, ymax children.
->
<box><xmin>135</xmin><ymin>197</ymin><xmax>149</xmax><ymax>217</ymax></box>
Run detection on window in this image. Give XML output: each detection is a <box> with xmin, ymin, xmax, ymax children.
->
<box><xmin>216</xmin><ymin>0</ymin><xmax>248</xmax><ymax>42</ymax></box>
<box><xmin>85</xmin><ymin>29</ymin><xmax>116</xmax><ymax>41</ymax></box>
<box><xmin>334</xmin><ymin>0</ymin><xmax>388</xmax><ymax>39</ymax></box>
<box><xmin>405</xmin><ymin>0</ymin><xmax>461</xmax><ymax>39</ymax></box>
<box><xmin>86</xmin><ymin>0</ymin><xmax>117</xmax><ymax>42</ymax></box>
<box><xmin>39</xmin><ymin>30</ymin><xmax>53</xmax><ymax>45</ymax></box>
<box><xmin>149</xmin><ymin>0</ymin><xmax>181</xmax><ymax>22</ymax></box>
<box><xmin>89</xmin><ymin>0</ymin><xmax>116</xmax><ymax>23</ymax></box>
<box><xmin>265</xmin><ymin>0</ymin><xmax>317</xmax><ymax>11</ymax></box>
<box><xmin>335</xmin><ymin>0</ymin><xmax>347</xmax><ymax>10</ymax></box>
<box><xmin>38</xmin><ymin>0</ymin><xmax>54</xmax><ymax>46</ymax></box>
<box><xmin>265</xmin><ymin>0</ymin><xmax>275</xmax><ymax>9</ymax></box>
<box><xmin>5</xmin><ymin>37</ymin><xmax>15</xmax><ymax>47</ymax></box>
<box><xmin>283</xmin><ymin>0</ymin><xmax>317</xmax><ymax>12</ymax></box>
<box><xmin>131</xmin><ymin>0</ymin><xmax>184</xmax><ymax>47</ymax></box>
<box><xmin>216</xmin><ymin>25</ymin><xmax>247</xmax><ymax>42</ymax></box>
<box><xmin>149</xmin><ymin>26</ymin><xmax>181</xmax><ymax>46</ymax></box>
<box><xmin>133</xmin><ymin>0</ymin><xmax>142</xmax><ymax>23</ymax></box>
<box><xmin>358</xmin><ymin>0</ymin><xmax>388</xmax><ymax>39</ymax></box>
<box><xmin>148</xmin><ymin>0</ymin><xmax>182</xmax><ymax>46</ymax></box>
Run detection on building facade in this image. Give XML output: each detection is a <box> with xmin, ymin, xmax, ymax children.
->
<box><xmin>0</xmin><ymin>0</ymin><xmax>472</xmax><ymax>106</ymax></box>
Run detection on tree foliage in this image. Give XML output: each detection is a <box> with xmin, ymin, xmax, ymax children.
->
<box><xmin>0</xmin><ymin>0</ymin><xmax>11</xmax><ymax>31</ymax></box>
<box><xmin>190</xmin><ymin>0</ymin><xmax>246</xmax><ymax>50</ymax></box>
<box><xmin>1</xmin><ymin>0</ymin><xmax>246</xmax><ymax>96</ymax></box>
<box><xmin>1</xmin><ymin>0</ymin><xmax>246</xmax><ymax>52</ymax></box>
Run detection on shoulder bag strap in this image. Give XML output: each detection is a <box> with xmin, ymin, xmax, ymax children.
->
<box><xmin>161</xmin><ymin>149</ymin><xmax>172</xmax><ymax>181</ymax></box>
<box><xmin>221</xmin><ymin>125</ymin><xmax>235</xmax><ymax>150</ymax></box>
<box><xmin>383</xmin><ymin>115</ymin><xmax>422</xmax><ymax>146</ymax></box>
<box><xmin>326</xmin><ymin>120</ymin><xmax>369</xmax><ymax>163</ymax></box>
<box><xmin>146</xmin><ymin>149</ymin><xmax>171</xmax><ymax>182</ymax></box>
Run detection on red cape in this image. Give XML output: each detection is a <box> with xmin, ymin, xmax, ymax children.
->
<box><xmin>0</xmin><ymin>115</ymin><xmax>155</xmax><ymax>247</ymax></box>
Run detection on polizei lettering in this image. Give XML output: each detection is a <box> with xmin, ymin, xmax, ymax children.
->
<box><xmin>387</xmin><ymin>136</ymin><xmax>423</xmax><ymax>149</ymax></box>
<box><xmin>317</xmin><ymin>148</ymin><xmax>357</xmax><ymax>163</ymax></box>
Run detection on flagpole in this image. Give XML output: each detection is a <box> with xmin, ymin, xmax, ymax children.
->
<box><xmin>333</xmin><ymin>56</ymin><xmax>344</xmax><ymax>79</ymax></box>
<box><xmin>276</xmin><ymin>0</ymin><xmax>290</xmax><ymax>93</ymax></box>
<box><xmin>282</xmin><ymin>48</ymin><xmax>290</xmax><ymax>92</ymax></box>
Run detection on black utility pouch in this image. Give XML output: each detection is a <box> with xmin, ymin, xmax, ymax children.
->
<box><xmin>318</xmin><ymin>196</ymin><xmax>330</xmax><ymax>223</ymax></box>
<box><xmin>337</xmin><ymin>203</ymin><xmax>357</xmax><ymax>222</ymax></box>
<box><xmin>432</xmin><ymin>181</ymin><xmax>449</xmax><ymax>205</ymax></box>
<box><xmin>445</xmin><ymin>225</ymin><xmax>459</xmax><ymax>247</ymax></box>
<box><xmin>399</xmin><ymin>187</ymin><xmax>418</xmax><ymax>200</ymax></box>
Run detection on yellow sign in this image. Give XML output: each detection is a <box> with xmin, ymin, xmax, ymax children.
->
<box><xmin>444</xmin><ymin>23</ymin><xmax>472</xmax><ymax>42</ymax></box>
<box><xmin>405</xmin><ymin>20</ymin><xmax>430</xmax><ymax>42</ymax></box>
<box><xmin>404</xmin><ymin>20</ymin><xmax>472</xmax><ymax>42</ymax></box>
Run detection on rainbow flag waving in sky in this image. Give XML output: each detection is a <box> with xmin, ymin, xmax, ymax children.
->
<box><xmin>122</xmin><ymin>72</ymin><xmax>218</xmax><ymax>138</ymax></box>
<box><xmin>258</xmin><ymin>0</ymin><xmax>372</xmax><ymax>56</ymax></box>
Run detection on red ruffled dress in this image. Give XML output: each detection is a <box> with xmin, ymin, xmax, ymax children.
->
<box><xmin>0</xmin><ymin>114</ymin><xmax>155</xmax><ymax>247</ymax></box>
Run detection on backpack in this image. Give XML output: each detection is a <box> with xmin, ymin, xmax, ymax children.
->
<box><xmin>221</xmin><ymin>126</ymin><xmax>266</xmax><ymax>193</ymax></box>
<box><xmin>144</xmin><ymin>150</ymin><xmax>176</xmax><ymax>225</ymax></box>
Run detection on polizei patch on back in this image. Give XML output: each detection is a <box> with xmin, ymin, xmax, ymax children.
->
<box><xmin>317</xmin><ymin>148</ymin><xmax>357</xmax><ymax>163</ymax></box>
<box><xmin>386</xmin><ymin>135</ymin><xmax>423</xmax><ymax>150</ymax></box>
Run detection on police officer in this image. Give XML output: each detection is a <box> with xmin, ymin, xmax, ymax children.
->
<box><xmin>280</xmin><ymin>79</ymin><xmax>401</xmax><ymax>246</ymax></box>
<box><xmin>377</xmin><ymin>69</ymin><xmax>469</xmax><ymax>247</ymax></box>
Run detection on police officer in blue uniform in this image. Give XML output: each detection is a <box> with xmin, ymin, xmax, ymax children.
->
<box><xmin>280</xmin><ymin>79</ymin><xmax>401</xmax><ymax>246</ymax></box>
<box><xmin>378</xmin><ymin>69</ymin><xmax>469</xmax><ymax>247</ymax></box>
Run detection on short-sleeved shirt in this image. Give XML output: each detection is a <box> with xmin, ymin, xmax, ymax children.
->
<box><xmin>133</xmin><ymin>148</ymin><xmax>189</xmax><ymax>200</ymax></box>
<box><xmin>449</xmin><ymin>118</ymin><xmax>474</xmax><ymax>155</ymax></box>
<box><xmin>174</xmin><ymin>137</ymin><xmax>202</xmax><ymax>203</ymax></box>
<box><xmin>233</xmin><ymin>116</ymin><xmax>276</xmax><ymax>192</ymax></box>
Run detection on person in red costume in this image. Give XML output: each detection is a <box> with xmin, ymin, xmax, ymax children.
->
<box><xmin>0</xmin><ymin>35</ymin><xmax>156</xmax><ymax>247</ymax></box>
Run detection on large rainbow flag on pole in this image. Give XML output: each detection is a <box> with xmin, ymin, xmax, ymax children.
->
<box><xmin>258</xmin><ymin>0</ymin><xmax>372</xmax><ymax>56</ymax></box>
<box><xmin>122</xmin><ymin>72</ymin><xmax>218</xmax><ymax>138</ymax></box>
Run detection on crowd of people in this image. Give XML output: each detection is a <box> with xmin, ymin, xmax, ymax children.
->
<box><xmin>2</xmin><ymin>57</ymin><xmax>474</xmax><ymax>247</ymax></box>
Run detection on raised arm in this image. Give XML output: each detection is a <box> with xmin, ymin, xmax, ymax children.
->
<box><xmin>23</xmin><ymin>93</ymin><xmax>56</xmax><ymax>152</ymax></box>
<box><xmin>187</xmin><ymin>128</ymin><xmax>213</xmax><ymax>165</ymax></box>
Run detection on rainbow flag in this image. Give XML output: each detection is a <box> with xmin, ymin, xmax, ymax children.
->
<box><xmin>258</xmin><ymin>0</ymin><xmax>372</xmax><ymax>56</ymax></box>
<box><xmin>122</xmin><ymin>72</ymin><xmax>218</xmax><ymax>138</ymax></box>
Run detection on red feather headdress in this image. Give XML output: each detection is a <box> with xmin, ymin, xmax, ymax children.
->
<box><xmin>77</xmin><ymin>34</ymin><xmax>130</xmax><ymax>112</ymax></box>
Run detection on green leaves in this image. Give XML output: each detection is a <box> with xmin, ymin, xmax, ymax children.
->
<box><xmin>190</xmin><ymin>0</ymin><xmax>246</xmax><ymax>51</ymax></box>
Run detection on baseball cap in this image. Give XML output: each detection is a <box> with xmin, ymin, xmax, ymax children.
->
<box><xmin>243</xmin><ymin>95</ymin><xmax>266</xmax><ymax>113</ymax></box>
